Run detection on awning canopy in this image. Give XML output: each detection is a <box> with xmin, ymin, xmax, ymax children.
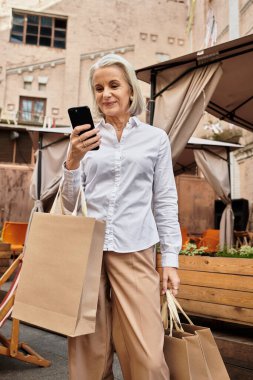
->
<box><xmin>136</xmin><ymin>34</ymin><xmax>253</xmax><ymax>132</ymax></box>
<box><xmin>175</xmin><ymin>136</ymin><xmax>242</xmax><ymax>176</ymax></box>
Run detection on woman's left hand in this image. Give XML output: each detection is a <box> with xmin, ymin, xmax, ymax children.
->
<box><xmin>162</xmin><ymin>267</ymin><xmax>180</xmax><ymax>296</ymax></box>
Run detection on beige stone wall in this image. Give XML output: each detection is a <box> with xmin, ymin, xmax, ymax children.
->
<box><xmin>0</xmin><ymin>0</ymin><xmax>190</xmax><ymax>222</ymax></box>
<box><xmin>0</xmin><ymin>0</ymin><xmax>190</xmax><ymax>126</ymax></box>
<box><xmin>0</xmin><ymin>164</ymin><xmax>34</xmax><ymax>222</ymax></box>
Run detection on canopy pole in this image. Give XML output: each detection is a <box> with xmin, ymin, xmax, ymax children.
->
<box><xmin>37</xmin><ymin>132</ymin><xmax>43</xmax><ymax>201</ymax></box>
<box><xmin>227</xmin><ymin>147</ymin><xmax>232</xmax><ymax>198</ymax></box>
<box><xmin>149</xmin><ymin>70</ymin><xmax>157</xmax><ymax>125</ymax></box>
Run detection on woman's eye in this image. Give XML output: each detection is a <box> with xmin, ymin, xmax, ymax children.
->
<box><xmin>111</xmin><ymin>83</ymin><xmax>119</xmax><ymax>89</ymax></box>
<box><xmin>95</xmin><ymin>87</ymin><xmax>103</xmax><ymax>92</ymax></box>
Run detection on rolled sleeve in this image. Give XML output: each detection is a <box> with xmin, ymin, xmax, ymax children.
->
<box><xmin>153</xmin><ymin>131</ymin><xmax>182</xmax><ymax>268</ymax></box>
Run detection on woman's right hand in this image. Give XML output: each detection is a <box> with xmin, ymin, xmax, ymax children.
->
<box><xmin>66</xmin><ymin>124</ymin><xmax>101</xmax><ymax>170</ymax></box>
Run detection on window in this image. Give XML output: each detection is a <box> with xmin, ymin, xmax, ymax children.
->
<box><xmin>0</xmin><ymin>129</ymin><xmax>33</xmax><ymax>164</ymax></box>
<box><xmin>38</xmin><ymin>83</ymin><xmax>46</xmax><ymax>91</ymax></box>
<box><xmin>10</xmin><ymin>11</ymin><xmax>67</xmax><ymax>49</ymax></box>
<box><xmin>19</xmin><ymin>97</ymin><xmax>46</xmax><ymax>124</ymax></box>
<box><xmin>23</xmin><ymin>75</ymin><xmax>33</xmax><ymax>90</ymax></box>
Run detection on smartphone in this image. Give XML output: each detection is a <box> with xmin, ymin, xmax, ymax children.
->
<box><xmin>68</xmin><ymin>106</ymin><xmax>99</xmax><ymax>150</ymax></box>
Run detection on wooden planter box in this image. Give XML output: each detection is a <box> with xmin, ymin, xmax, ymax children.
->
<box><xmin>157</xmin><ymin>254</ymin><xmax>253</xmax><ymax>326</ymax></box>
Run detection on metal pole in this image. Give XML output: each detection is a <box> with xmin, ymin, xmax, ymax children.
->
<box><xmin>227</xmin><ymin>147</ymin><xmax>232</xmax><ymax>198</ymax></box>
<box><xmin>149</xmin><ymin>70</ymin><xmax>157</xmax><ymax>125</ymax></box>
<box><xmin>37</xmin><ymin>132</ymin><xmax>43</xmax><ymax>200</ymax></box>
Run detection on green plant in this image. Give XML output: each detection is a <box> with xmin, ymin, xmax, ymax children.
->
<box><xmin>216</xmin><ymin>245</ymin><xmax>253</xmax><ymax>258</ymax></box>
<box><xmin>180</xmin><ymin>242</ymin><xmax>207</xmax><ymax>256</ymax></box>
<box><xmin>238</xmin><ymin>245</ymin><xmax>253</xmax><ymax>256</ymax></box>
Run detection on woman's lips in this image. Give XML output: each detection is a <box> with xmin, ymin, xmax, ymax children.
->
<box><xmin>103</xmin><ymin>102</ymin><xmax>116</xmax><ymax>106</ymax></box>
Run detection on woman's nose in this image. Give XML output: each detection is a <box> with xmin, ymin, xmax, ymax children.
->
<box><xmin>103</xmin><ymin>88</ymin><xmax>112</xmax><ymax>98</ymax></box>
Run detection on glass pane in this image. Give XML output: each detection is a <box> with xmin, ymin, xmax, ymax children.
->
<box><xmin>41</xmin><ymin>16</ymin><xmax>52</xmax><ymax>26</ymax></box>
<box><xmin>39</xmin><ymin>36</ymin><xmax>51</xmax><ymax>46</ymax></box>
<box><xmin>27</xmin><ymin>15</ymin><xmax>39</xmax><ymax>24</ymax></box>
<box><xmin>10</xmin><ymin>33</ymin><xmax>23</xmax><ymax>43</ymax></box>
<box><xmin>27</xmin><ymin>24</ymin><xmax>38</xmax><ymax>34</ymax></box>
<box><xmin>41</xmin><ymin>26</ymin><xmax>52</xmax><ymax>36</ymax></box>
<box><xmin>15</xmin><ymin>132</ymin><xmax>33</xmax><ymax>164</ymax></box>
<box><xmin>34</xmin><ymin>101</ymin><xmax>45</xmax><ymax>122</ymax></box>
<box><xmin>55</xmin><ymin>18</ymin><xmax>67</xmax><ymax>29</ymax></box>
<box><xmin>13</xmin><ymin>13</ymin><xmax>24</xmax><ymax>26</ymax></box>
<box><xmin>55</xmin><ymin>29</ymin><xmax>65</xmax><ymax>38</ymax></box>
<box><xmin>26</xmin><ymin>34</ymin><xmax>38</xmax><ymax>45</ymax></box>
<box><xmin>21</xmin><ymin>99</ymin><xmax>32</xmax><ymax>121</ymax></box>
<box><xmin>12</xmin><ymin>24</ymin><xmax>24</xmax><ymax>33</ymax></box>
<box><xmin>54</xmin><ymin>39</ymin><xmax>65</xmax><ymax>49</ymax></box>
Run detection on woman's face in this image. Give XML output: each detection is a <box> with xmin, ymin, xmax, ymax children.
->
<box><xmin>93</xmin><ymin>65</ymin><xmax>132</xmax><ymax>120</ymax></box>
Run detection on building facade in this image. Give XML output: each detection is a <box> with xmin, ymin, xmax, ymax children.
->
<box><xmin>0</xmin><ymin>0</ymin><xmax>189</xmax><ymax>222</ymax></box>
<box><xmin>0</xmin><ymin>0</ymin><xmax>252</xmax><ymax>233</ymax></box>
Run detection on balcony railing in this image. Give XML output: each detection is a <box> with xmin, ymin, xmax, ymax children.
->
<box><xmin>0</xmin><ymin>109</ymin><xmax>63</xmax><ymax>128</ymax></box>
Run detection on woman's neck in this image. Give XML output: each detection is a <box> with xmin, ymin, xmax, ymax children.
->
<box><xmin>106</xmin><ymin>114</ymin><xmax>130</xmax><ymax>131</ymax></box>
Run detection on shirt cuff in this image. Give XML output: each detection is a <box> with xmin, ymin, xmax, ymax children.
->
<box><xmin>63</xmin><ymin>161</ymin><xmax>81</xmax><ymax>174</ymax></box>
<box><xmin>161</xmin><ymin>252</ymin><xmax>179</xmax><ymax>268</ymax></box>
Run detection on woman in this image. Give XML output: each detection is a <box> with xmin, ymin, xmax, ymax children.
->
<box><xmin>61</xmin><ymin>54</ymin><xmax>181</xmax><ymax>380</ymax></box>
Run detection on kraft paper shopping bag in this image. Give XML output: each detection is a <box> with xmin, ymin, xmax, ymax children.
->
<box><xmin>12</xmin><ymin>189</ymin><xmax>105</xmax><ymax>337</ymax></box>
<box><xmin>164</xmin><ymin>291</ymin><xmax>230</xmax><ymax>380</ymax></box>
<box><xmin>164</xmin><ymin>330</ymin><xmax>212</xmax><ymax>380</ymax></box>
<box><xmin>182</xmin><ymin>323</ymin><xmax>230</xmax><ymax>380</ymax></box>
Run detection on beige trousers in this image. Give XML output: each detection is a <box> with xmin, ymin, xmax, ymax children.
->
<box><xmin>68</xmin><ymin>248</ymin><xmax>169</xmax><ymax>380</ymax></box>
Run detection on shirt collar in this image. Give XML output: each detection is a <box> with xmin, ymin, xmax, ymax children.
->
<box><xmin>97</xmin><ymin>116</ymin><xmax>140</xmax><ymax>129</ymax></box>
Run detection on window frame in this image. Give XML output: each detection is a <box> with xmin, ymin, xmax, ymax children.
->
<box><xmin>10</xmin><ymin>10</ymin><xmax>67</xmax><ymax>49</ymax></box>
<box><xmin>19</xmin><ymin>96</ymin><xmax>47</xmax><ymax>125</ymax></box>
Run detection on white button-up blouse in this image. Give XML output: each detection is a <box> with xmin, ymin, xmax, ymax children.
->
<box><xmin>61</xmin><ymin>116</ymin><xmax>182</xmax><ymax>267</ymax></box>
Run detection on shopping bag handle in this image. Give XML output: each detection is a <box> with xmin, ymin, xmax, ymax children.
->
<box><xmin>162</xmin><ymin>292</ymin><xmax>182</xmax><ymax>335</ymax></box>
<box><xmin>161</xmin><ymin>294</ymin><xmax>169</xmax><ymax>330</ymax></box>
<box><xmin>166</xmin><ymin>290</ymin><xmax>194</xmax><ymax>329</ymax></box>
<box><xmin>50</xmin><ymin>186</ymin><xmax>87</xmax><ymax>216</ymax></box>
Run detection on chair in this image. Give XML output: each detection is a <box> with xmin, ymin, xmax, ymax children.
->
<box><xmin>198</xmin><ymin>229</ymin><xmax>220</xmax><ymax>253</ymax></box>
<box><xmin>1</xmin><ymin>222</ymin><xmax>28</xmax><ymax>256</ymax></box>
<box><xmin>234</xmin><ymin>231</ymin><xmax>253</xmax><ymax>248</ymax></box>
<box><xmin>0</xmin><ymin>254</ymin><xmax>51</xmax><ymax>367</ymax></box>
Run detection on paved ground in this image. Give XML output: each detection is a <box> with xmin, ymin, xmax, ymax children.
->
<box><xmin>0</xmin><ymin>319</ymin><xmax>123</xmax><ymax>380</ymax></box>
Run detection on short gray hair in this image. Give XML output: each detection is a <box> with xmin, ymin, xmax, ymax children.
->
<box><xmin>88</xmin><ymin>54</ymin><xmax>144</xmax><ymax>117</ymax></box>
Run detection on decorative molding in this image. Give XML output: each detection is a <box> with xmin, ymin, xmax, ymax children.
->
<box><xmin>177</xmin><ymin>38</ymin><xmax>184</xmax><ymax>46</ymax></box>
<box><xmin>7</xmin><ymin>104</ymin><xmax>15</xmax><ymax>111</ymax></box>
<box><xmin>150</xmin><ymin>34</ymin><xmax>158</xmax><ymax>42</ymax></box>
<box><xmin>23</xmin><ymin>75</ymin><xmax>33</xmax><ymax>83</ymax></box>
<box><xmin>52</xmin><ymin>107</ymin><xmax>59</xmax><ymax>115</ymax></box>
<box><xmin>6</xmin><ymin>45</ymin><xmax>135</xmax><ymax>76</ymax></box>
<box><xmin>234</xmin><ymin>142</ymin><xmax>253</xmax><ymax>162</ymax></box>
<box><xmin>80</xmin><ymin>45</ymin><xmax>135</xmax><ymax>61</ymax></box>
<box><xmin>6</xmin><ymin>58</ymin><xmax>65</xmax><ymax>76</ymax></box>
<box><xmin>38</xmin><ymin>76</ymin><xmax>48</xmax><ymax>84</ymax></box>
<box><xmin>140</xmin><ymin>33</ymin><xmax>148</xmax><ymax>40</ymax></box>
